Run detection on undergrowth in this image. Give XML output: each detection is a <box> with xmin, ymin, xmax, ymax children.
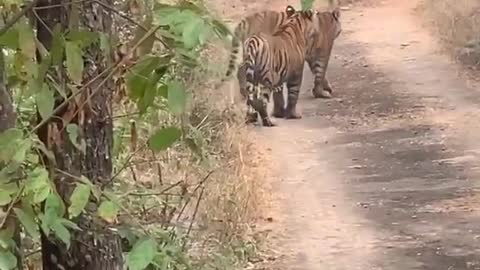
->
<box><xmin>422</xmin><ymin>0</ymin><xmax>480</xmax><ymax>66</ymax></box>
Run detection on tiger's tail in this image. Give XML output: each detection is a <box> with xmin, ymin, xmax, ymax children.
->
<box><xmin>222</xmin><ymin>23</ymin><xmax>244</xmax><ymax>82</ymax></box>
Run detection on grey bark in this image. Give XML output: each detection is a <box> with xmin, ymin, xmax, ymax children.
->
<box><xmin>35</xmin><ymin>0</ymin><xmax>123</xmax><ymax>269</ymax></box>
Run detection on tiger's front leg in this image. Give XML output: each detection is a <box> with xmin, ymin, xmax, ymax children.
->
<box><xmin>271</xmin><ymin>86</ymin><xmax>285</xmax><ymax>118</ymax></box>
<box><xmin>308</xmin><ymin>58</ymin><xmax>333</xmax><ymax>99</ymax></box>
<box><xmin>285</xmin><ymin>78</ymin><xmax>303</xmax><ymax>119</ymax></box>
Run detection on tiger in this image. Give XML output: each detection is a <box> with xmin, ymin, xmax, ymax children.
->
<box><xmin>271</xmin><ymin>7</ymin><xmax>342</xmax><ymax>119</ymax></box>
<box><xmin>224</xmin><ymin>5</ymin><xmax>298</xmax><ymax>99</ymax></box>
<box><xmin>239</xmin><ymin>8</ymin><xmax>342</xmax><ymax>127</ymax></box>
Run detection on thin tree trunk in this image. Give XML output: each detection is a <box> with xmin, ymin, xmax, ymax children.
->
<box><xmin>35</xmin><ymin>0</ymin><xmax>123</xmax><ymax>269</ymax></box>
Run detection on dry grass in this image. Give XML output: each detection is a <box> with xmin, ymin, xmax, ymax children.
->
<box><xmin>108</xmin><ymin>31</ymin><xmax>271</xmax><ymax>267</ymax></box>
<box><xmin>422</xmin><ymin>0</ymin><xmax>480</xmax><ymax>66</ymax></box>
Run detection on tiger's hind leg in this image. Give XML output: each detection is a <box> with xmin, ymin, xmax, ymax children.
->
<box><xmin>308</xmin><ymin>58</ymin><xmax>333</xmax><ymax>99</ymax></box>
<box><xmin>285</xmin><ymin>79</ymin><xmax>302</xmax><ymax>119</ymax></box>
<box><xmin>258</xmin><ymin>87</ymin><xmax>275</xmax><ymax>127</ymax></box>
<box><xmin>245</xmin><ymin>85</ymin><xmax>259</xmax><ymax>124</ymax></box>
<box><xmin>271</xmin><ymin>86</ymin><xmax>285</xmax><ymax>118</ymax></box>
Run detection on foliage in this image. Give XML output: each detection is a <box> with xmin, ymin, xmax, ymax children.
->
<box><xmin>0</xmin><ymin>0</ymin><xmax>234</xmax><ymax>269</ymax></box>
<box><xmin>301</xmin><ymin>0</ymin><xmax>316</xmax><ymax>10</ymax></box>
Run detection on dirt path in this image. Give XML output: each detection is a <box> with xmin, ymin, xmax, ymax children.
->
<box><xmin>242</xmin><ymin>1</ymin><xmax>480</xmax><ymax>269</ymax></box>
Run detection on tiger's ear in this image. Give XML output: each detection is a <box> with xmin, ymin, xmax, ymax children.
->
<box><xmin>285</xmin><ymin>5</ymin><xmax>296</xmax><ymax>17</ymax></box>
<box><xmin>304</xmin><ymin>9</ymin><xmax>314</xmax><ymax>20</ymax></box>
<box><xmin>332</xmin><ymin>7</ymin><xmax>341</xmax><ymax>20</ymax></box>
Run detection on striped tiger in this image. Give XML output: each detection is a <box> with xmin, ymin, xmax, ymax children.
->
<box><xmin>271</xmin><ymin>7</ymin><xmax>342</xmax><ymax>119</ymax></box>
<box><xmin>241</xmin><ymin>8</ymin><xmax>342</xmax><ymax>126</ymax></box>
<box><xmin>224</xmin><ymin>5</ymin><xmax>297</xmax><ymax>99</ymax></box>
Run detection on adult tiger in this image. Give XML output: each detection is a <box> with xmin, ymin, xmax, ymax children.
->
<box><xmin>241</xmin><ymin>8</ymin><xmax>342</xmax><ymax>127</ymax></box>
<box><xmin>272</xmin><ymin>7</ymin><xmax>342</xmax><ymax>119</ymax></box>
<box><xmin>224</xmin><ymin>5</ymin><xmax>297</xmax><ymax>99</ymax></box>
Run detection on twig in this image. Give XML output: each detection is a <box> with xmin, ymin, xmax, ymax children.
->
<box><xmin>151</xmin><ymin>150</ymin><xmax>163</xmax><ymax>185</ymax></box>
<box><xmin>182</xmin><ymin>185</ymin><xmax>205</xmax><ymax>250</ymax></box>
<box><xmin>125</xmin><ymin>180</ymin><xmax>182</xmax><ymax>197</ymax></box>
<box><xmin>0</xmin><ymin>186</ymin><xmax>25</xmax><ymax>229</ymax></box>
<box><xmin>0</xmin><ymin>0</ymin><xmax>40</xmax><ymax>36</ymax></box>
<box><xmin>128</xmin><ymin>163</ymin><xmax>138</xmax><ymax>182</ymax></box>
<box><xmin>175</xmin><ymin>170</ymin><xmax>215</xmax><ymax>224</ymax></box>
<box><xmin>24</xmin><ymin>249</ymin><xmax>42</xmax><ymax>258</ymax></box>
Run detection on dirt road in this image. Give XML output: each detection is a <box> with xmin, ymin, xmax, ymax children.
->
<box><xmin>234</xmin><ymin>0</ymin><xmax>480</xmax><ymax>269</ymax></box>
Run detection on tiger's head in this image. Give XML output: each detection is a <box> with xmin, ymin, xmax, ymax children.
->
<box><xmin>303</xmin><ymin>8</ymin><xmax>342</xmax><ymax>40</ymax></box>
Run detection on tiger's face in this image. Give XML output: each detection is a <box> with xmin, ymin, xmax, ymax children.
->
<box><xmin>310</xmin><ymin>8</ymin><xmax>342</xmax><ymax>39</ymax></box>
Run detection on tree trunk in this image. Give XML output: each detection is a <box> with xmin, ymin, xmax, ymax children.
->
<box><xmin>35</xmin><ymin>0</ymin><xmax>123</xmax><ymax>269</ymax></box>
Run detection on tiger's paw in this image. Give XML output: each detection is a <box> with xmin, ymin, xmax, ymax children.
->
<box><xmin>245</xmin><ymin>112</ymin><xmax>258</xmax><ymax>124</ymax></box>
<box><xmin>285</xmin><ymin>112</ymin><xmax>302</xmax><ymax>119</ymax></box>
<box><xmin>262</xmin><ymin>117</ymin><xmax>276</xmax><ymax>127</ymax></box>
<box><xmin>271</xmin><ymin>108</ymin><xmax>286</xmax><ymax>118</ymax></box>
<box><xmin>312</xmin><ymin>88</ymin><xmax>333</xmax><ymax>99</ymax></box>
<box><xmin>284</xmin><ymin>107</ymin><xmax>302</xmax><ymax>119</ymax></box>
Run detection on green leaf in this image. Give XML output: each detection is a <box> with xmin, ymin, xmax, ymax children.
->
<box><xmin>66</xmin><ymin>124</ymin><xmax>86</xmax><ymax>153</ymax></box>
<box><xmin>0</xmin><ymin>251</ymin><xmax>17</xmax><ymax>270</ymax></box>
<box><xmin>0</xmin><ymin>29</ymin><xmax>18</xmax><ymax>49</ymax></box>
<box><xmin>0</xmin><ymin>191</ymin><xmax>11</xmax><ymax>206</ymax></box>
<box><xmin>13</xmin><ymin>208</ymin><xmax>40</xmax><ymax>240</ymax></box>
<box><xmin>157</xmin><ymin>84</ymin><xmax>168</xmax><ymax>99</ymax></box>
<box><xmin>126</xmin><ymin>237</ymin><xmax>157</xmax><ymax>270</ymax></box>
<box><xmin>59</xmin><ymin>218</ymin><xmax>81</xmax><ymax>231</ymax></box>
<box><xmin>65</xmin><ymin>41</ymin><xmax>84</xmax><ymax>84</ymax></box>
<box><xmin>0</xmin><ymin>128</ymin><xmax>23</xmax><ymax>163</ymax></box>
<box><xmin>66</xmin><ymin>30</ymin><xmax>98</xmax><ymax>48</ymax></box>
<box><xmin>0</xmin><ymin>230</ymin><xmax>15</xmax><ymax>250</ymax></box>
<box><xmin>301</xmin><ymin>0</ymin><xmax>315</xmax><ymax>10</ymax></box>
<box><xmin>167</xmin><ymin>80</ymin><xmax>187</xmax><ymax>115</ymax></box>
<box><xmin>68</xmin><ymin>183</ymin><xmax>91</xmax><ymax>218</ymax></box>
<box><xmin>182</xmin><ymin>17</ymin><xmax>203</xmax><ymax>49</ymax></box>
<box><xmin>79</xmin><ymin>176</ymin><xmax>101</xmax><ymax>200</ymax></box>
<box><xmin>125</xmin><ymin>55</ymin><xmax>162</xmax><ymax>99</ymax></box>
<box><xmin>41</xmin><ymin>193</ymin><xmax>65</xmax><ymax>234</ymax></box>
<box><xmin>12</xmin><ymin>139</ymin><xmax>31</xmax><ymax>164</ymax></box>
<box><xmin>17</xmin><ymin>20</ymin><xmax>36</xmax><ymax>58</ymax></box>
<box><xmin>45</xmin><ymin>192</ymin><xmax>65</xmax><ymax>217</ymax></box>
<box><xmin>51</xmin><ymin>24</ymin><xmax>65</xmax><ymax>65</ymax></box>
<box><xmin>97</xmin><ymin>201</ymin><xmax>119</xmax><ymax>223</ymax></box>
<box><xmin>26</xmin><ymin>167</ymin><xmax>51</xmax><ymax>204</ymax></box>
<box><xmin>99</xmin><ymin>33</ymin><xmax>111</xmax><ymax>60</ymax></box>
<box><xmin>52</xmin><ymin>221</ymin><xmax>71</xmax><ymax>248</ymax></box>
<box><xmin>36</xmin><ymin>84</ymin><xmax>55</xmax><ymax>121</ymax></box>
<box><xmin>148</xmin><ymin>127</ymin><xmax>182</xmax><ymax>152</ymax></box>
